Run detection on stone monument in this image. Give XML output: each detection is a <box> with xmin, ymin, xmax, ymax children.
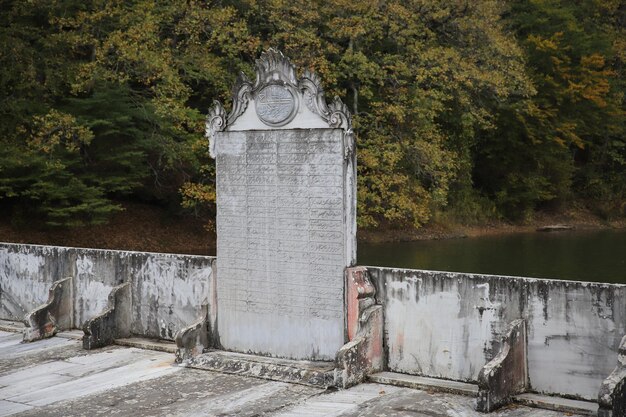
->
<box><xmin>207</xmin><ymin>49</ymin><xmax>356</xmax><ymax>360</ymax></box>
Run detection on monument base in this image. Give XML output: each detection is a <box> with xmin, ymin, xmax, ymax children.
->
<box><xmin>185</xmin><ymin>350</ymin><xmax>337</xmax><ymax>388</ymax></box>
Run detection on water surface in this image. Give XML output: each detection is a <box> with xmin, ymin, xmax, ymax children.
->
<box><xmin>358</xmin><ymin>229</ymin><xmax>626</xmax><ymax>283</ymax></box>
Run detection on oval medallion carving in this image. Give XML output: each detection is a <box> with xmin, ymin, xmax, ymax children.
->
<box><xmin>255</xmin><ymin>84</ymin><xmax>297</xmax><ymax>126</ymax></box>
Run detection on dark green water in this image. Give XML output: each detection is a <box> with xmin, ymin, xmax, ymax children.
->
<box><xmin>358</xmin><ymin>229</ymin><xmax>626</xmax><ymax>284</ymax></box>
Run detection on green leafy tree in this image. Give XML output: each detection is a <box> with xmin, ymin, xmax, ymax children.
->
<box><xmin>215</xmin><ymin>0</ymin><xmax>533</xmax><ymax>229</ymax></box>
<box><xmin>1</xmin><ymin>0</ymin><xmax>623</xmax><ymax>230</ymax></box>
<box><xmin>0</xmin><ymin>0</ymin><xmax>257</xmax><ymax>226</ymax></box>
<box><xmin>474</xmin><ymin>0</ymin><xmax>625</xmax><ymax>219</ymax></box>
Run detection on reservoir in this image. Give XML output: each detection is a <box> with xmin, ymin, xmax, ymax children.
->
<box><xmin>358</xmin><ymin>229</ymin><xmax>626</xmax><ymax>284</ymax></box>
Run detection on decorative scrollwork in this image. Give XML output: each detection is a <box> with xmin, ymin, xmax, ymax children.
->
<box><xmin>300</xmin><ymin>69</ymin><xmax>326</xmax><ymax>116</ymax></box>
<box><xmin>328</xmin><ymin>96</ymin><xmax>352</xmax><ymax>131</ymax></box>
<box><xmin>226</xmin><ymin>72</ymin><xmax>252</xmax><ymax>127</ymax></box>
<box><xmin>206</xmin><ymin>48</ymin><xmax>353</xmax><ymax>158</ymax></box>
<box><xmin>299</xmin><ymin>69</ymin><xmax>352</xmax><ymax>131</ymax></box>
<box><xmin>206</xmin><ymin>100</ymin><xmax>226</xmax><ymax>158</ymax></box>
<box><xmin>254</xmin><ymin>49</ymin><xmax>298</xmax><ymax>89</ymax></box>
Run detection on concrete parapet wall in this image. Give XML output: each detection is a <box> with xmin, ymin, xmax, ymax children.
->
<box><xmin>0</xmin><ymin>243</ymin><xmax>215</xmax><ymax>341</ymax></box>
<box><xmin>2</xmin><ymin>241</ymin><xmax>624</xmax><ymax>402</ymax></box>
<box><xmin>368</xmin><ymin>267</ymin><xmax>626</xmax><ymax>400</ymax></box>
<box><xmin>0</xmin><ymin>244</ymin><xmax>70</xmax><ymax>320</ymax></box>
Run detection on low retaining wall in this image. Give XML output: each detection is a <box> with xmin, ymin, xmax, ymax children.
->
<box><xmin>2</xmin><ymin>242</ymin><xmax>624</xmax><ymax>403</ymax></box>
<box><xmin>0</xmin><ymin>243</ymin><xmax>215</xmax><ymax>340</ymax></box>
<box><xmin>368</xmin><ymin>267</ymin><xmax>626</xmax><ymax>401</ymax></box>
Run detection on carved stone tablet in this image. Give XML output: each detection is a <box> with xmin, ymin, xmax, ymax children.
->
<box><xmin>207</xmin><ymin>49</ymin><xmax>356</xmax><ymax>361</ymax></box>
<box><xmin>216</xmin><ymin>129</ymin><xmax>348</xmax><ymax>360</ymax></box>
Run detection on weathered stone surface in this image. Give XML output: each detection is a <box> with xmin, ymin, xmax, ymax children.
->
<box><xmin>82</xmin><ymin>283</ymin><xmax>131</xmax><ymax>350</ymax></box>
<box><xmin>11</xmin><ymin>365</ymin><xmax>320</xmax><ymax>417</ymax></box>
<box><xmin>345</xmin><ymin>267</ymin><xmax>376</xmax><ymax>341</ymax></box>
<box><xmin>598</xmin><ymin>335</ymin><xmax>626</xmax><ymax>417</ymax></box>
<box><xmin>336</xmin><ymin>267</ymin><xmax>384</xmax><ymax>388</ymax></box>
<box><xmin>23</xmin><ymin>277</ymin><xmax>73</xmax><ymax>342</ymax></box>
<box><xmin>0</xmin><ymin>319</ymin><xmax>24</xmax><ymax>333</ymax></box>
<box><xmin>113</xmin><ymin>337</ymin><xmax>177</xmax><ymax>353</ymax></box>
<box><xmin>335</xmin><ymin>305</ymin><xmax>384</xmax><ymax>389</ymax></box>
<box><xmin>174</xmin><ymin>304</ymin><xmax>209</xmax><ymax>364</ymax></box>
<box><xmin>275</xmin><ymin>383</ymin><xmax>586</xmax><ymax>417</ymax></box>
<box><xmin>369</xmin><ymin>371</ymin><xmax>479</xmax><ymax>396</ymax></box>
<box><xmin>0</xmin><ymin>244</ymin><xmax>70</xmax><ymax>322</ymax></box>
<box><xmin>0</xmin><ymin>330</ymin><xmax>587</xmax><ymax>417</ymax></box>
<box><xmin>183</xmin><ymin>350</ymin><xmax>336</xmax><ymax>388</ymax></box>
<box><xmin>216</xmin><ymin>129</ymin><xmax>349</xmax><ymax>360</ymax></box>
<box><xmin>514</xmin><ymin>393</ymin><xmax>598</xmax><ymax>415</ymax></box>
<box><xmin>210</xmin><ymin>49</ymin><xmax>356</xmax><ymax>361</ymax></box>
<box><xmin>109</xmin><ymin>251</ymin><xmax>214</xmax><ymax>341</ymax></box>
<box><xmin>369</xmin><ymin>267</ymin><xmax>626</xmax><ymax>400</ymax></box>
<box><xmin>0</xmin><ymin>331</ymin><xmax>179</xmax><ymax>415</ymax></box>
<box><xmin>0</xmin><ymin>330</ymin><xmax>86</xmax><ymax>375</ymax></box>
<box><xmin>477</xmin><ymin>319</ymin><xmax>528</xmax><ymax>412</ymax></box>
<box><xmin>0</xmin><ymin>243</ymin><xmax>215</xmax><ymax>341</ymax></box>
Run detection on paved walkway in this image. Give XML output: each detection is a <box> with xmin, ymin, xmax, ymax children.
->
<box><xmin>0</xmin><ymin>331</ymin><xmax>583</xmax><ymax>417</ymax></box>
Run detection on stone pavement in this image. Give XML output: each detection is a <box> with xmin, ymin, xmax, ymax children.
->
<box><xmin>0</xmin><ymin>331</ymin><xmax>583</xmax><ymax>417</ymax></box>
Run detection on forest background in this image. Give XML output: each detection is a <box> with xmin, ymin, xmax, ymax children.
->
<box><xmin>1</xmin><ymin>0</ymin><xmax>624</xmax><ymax>244</ymax></box>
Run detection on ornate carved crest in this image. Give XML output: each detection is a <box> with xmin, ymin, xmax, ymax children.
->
<box><xmin>206</xmin><ymin>49</ymin><xmax>352</xmax><ymax>158</ymax></box>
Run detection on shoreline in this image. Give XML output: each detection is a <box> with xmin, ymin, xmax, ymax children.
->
<box><xmin>357</xmin><ymin>211</ymin><xmax>626</xmax><ymax>243</ymax></box>
<box><xmin>1</xmin><ymin>202</ymin><xmax>624</xmax><ymax>254</ymax></box>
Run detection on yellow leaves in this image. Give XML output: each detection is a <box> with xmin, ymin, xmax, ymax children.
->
<box><xmin>208</xmin><ymin>6</ymin><xmax>260</xmax><ymax>54</ymax></box>
<box><xmin>101</xmin><ymin>23</ymin><xmax>170</xmax><ymax>87</ymax></box>
<box><xmin>71</xmin><ymin>62</ymin><xmax>98</xmax><ymax>94</ymax></box>
<box><xmin>324</xmin><ymin>0</ymin><xmax>383</xmax><ymax>41</ymax></box>
<box><xmin>190</xmin><ymin>137</ymin><xmax>210</xmax><ymax>154</ymax></box>
<box><xmin>551</xmin><ymin>52</ymin><xmax>614</xmax><ymax>109</ymax></box>
<box><xmin>358</xmin><ymin>163</ymin><xmax>432</xmax><ymax>228</ymax></box>
<box><xmin>577</xmin><ymin>54</ymin><xmax>613</xmax><ymax>108</ymax></box>
<box><xmin>380</xmin><ymin>104</ymin><xmax>407</xmax><ymax>125</ymax></box>
<box><xmin>180</xmin><ymin>182</ymin><xmax>216</xmax><ymax>207</ymax></box>
<box><xmin>555</xmin><ymin>122</ymin><xmax>584</xmax><ymax>149</ymax></box>
<box><xmin>357</xmin><ymin>128</ymin><xmax>457</xmax><ymax>229</ymax></box>
<box><xmin>358</xmin><ymin>148</ymin><xmax>380</xmax><ymax>170</ymax></box>
<box><xmin>527</xmin><ymin>33</ymin><xmax>562</xmax><ymax>52</ymax></box>
<box><xmin>28</xmin><ymin>110</ymin><xmax>94</xmax><ymax>154</ymax></box>
<box><xmin>581</xmin><ymin>53</ymin><xmax>605</xmax><ymax>69</ymax></box>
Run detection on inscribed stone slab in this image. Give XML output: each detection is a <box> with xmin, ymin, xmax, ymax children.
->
<box><xmin>216</xmin><ymin>128</ymin><xmax>347</xmax><ymax>360</ymax></box>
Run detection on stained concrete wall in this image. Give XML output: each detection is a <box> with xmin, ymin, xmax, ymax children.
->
<box><xmin>0</xmin><ymin>243</ymin><xmax>215</xmax><ymax>340</ymax></box>
<box><xmin>369</xmin><ymin>267</ymin><xmax>626</xmax><ymax>401</ymax></box>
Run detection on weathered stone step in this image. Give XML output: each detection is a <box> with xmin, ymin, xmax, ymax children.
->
<box><xmin>186</xmin><ymin>350</ymin><xmax>336</xmax><ymax>388</ymax></box>
<box><xmin>114</xmin><ymin>337</ymin><xmax>177</xmax><ymax>353</ymax></box>
<box><xmin>56</xmin><ymin>329</ymin><xmax>84</xmax><ymax>340</ymax></box>
<box><xmin>368</xmin><ymin>371</ymin><xmax>478</xmax><ymax>396</ymax></box>
<box><xmin>0</xmin><ymin>319</ymin><xmax>25</xmax><ymax>333</ymax></box>
<box><xmin>513</xmin><ymin>393</ymin><xmax>597</xmax><ymax>416</ymax></box>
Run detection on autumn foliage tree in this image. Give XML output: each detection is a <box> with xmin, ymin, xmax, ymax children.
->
<box><xmin>0</xmin><ymin>0</ymin><xmax>624</xmax><ymax>229</ymax></box>
<box><xmin>473</xmin><ymin>0</ymin><xmax>625</xmax><ymax>220</ymax></box>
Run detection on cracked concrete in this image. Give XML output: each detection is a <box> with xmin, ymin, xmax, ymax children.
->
<box><xmin>0</xmin><ymin>331</ymin><xmax>585</xmax><ymax>417</ymax></box>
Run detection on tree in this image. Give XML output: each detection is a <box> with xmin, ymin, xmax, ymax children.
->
<box><xmin>0</xmin><ymin>0</ymin><xmax>258</xmax><ymax>226</ymax></box>
<box><xmin>473</xmin><ymin>0</ymin><xmax>626</xmax><ymax>220</ymax></box>
<box><xmin>200</xmin><ymin>0</ymin><xmax>533</xmax><ymax>229</ymax></box>
<box><xmin>1</xmin><ymin>0</ymin><xmax>623</xmax><ymax>230</ymax></box>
